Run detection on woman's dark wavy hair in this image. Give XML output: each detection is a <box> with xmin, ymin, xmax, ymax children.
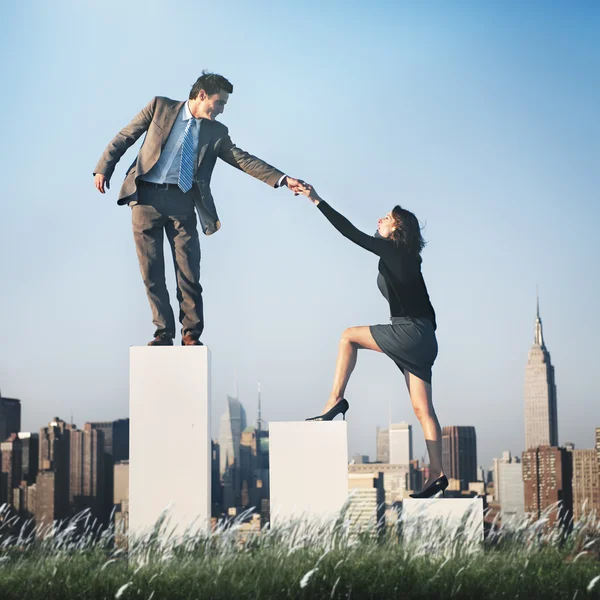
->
<box><xmin>390</xmin><ymin>205</ymin><xmax>427</xmax><ymax>255</ymax></box>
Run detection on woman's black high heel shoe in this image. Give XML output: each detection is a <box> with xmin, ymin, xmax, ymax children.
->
<box><xmin>305</xmin><ymin>399</ymin><xmax>349</xmax><ymax>421</ymax></box>
<box><xmin>409</xmin><ymin>475</ymin><xmax>448</xmax><ymax>499</ymax></box>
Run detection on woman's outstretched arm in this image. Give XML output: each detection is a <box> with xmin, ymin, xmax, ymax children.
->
<box><xmin>299</xmin><ymin>185</ymin><xmax>387</xmax><ymax>256</ymax></box>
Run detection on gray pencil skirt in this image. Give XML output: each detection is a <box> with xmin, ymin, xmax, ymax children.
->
<box><xmin>370</xmin><ymin>317</ymin><xmax>438</xmax><ymax>384</ymax></box>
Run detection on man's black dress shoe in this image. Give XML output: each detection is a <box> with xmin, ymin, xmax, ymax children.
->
<box><xmin>148</xmin><ymin>334</ymin><xmax>174</xmax><ymax>347</ymax></box>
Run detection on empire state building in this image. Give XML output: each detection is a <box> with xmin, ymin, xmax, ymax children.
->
<box><xmin>524</xmin><ymin>297</ymin><xmax>558</xmax><ymax>449</ymax></box>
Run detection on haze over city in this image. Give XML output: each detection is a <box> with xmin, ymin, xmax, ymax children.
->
<box><xmin>0</xmin><ymin>0</ymin><xmax>598</xmax><ymax>469</ymax></box>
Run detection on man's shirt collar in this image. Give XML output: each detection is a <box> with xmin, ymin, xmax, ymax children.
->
<box><xmin>184</xmin><ymin>101</ymin><xmax>201</xmax><ymax>122</ymax></box>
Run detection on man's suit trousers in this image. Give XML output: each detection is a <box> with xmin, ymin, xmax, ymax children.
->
<box><xmin>132</xmin><ymin>185</ymin><xmax>203</xmax><ymax>339</ymax></box>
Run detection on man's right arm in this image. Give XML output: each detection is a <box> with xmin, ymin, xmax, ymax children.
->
<box><xmin>93</xmin><ymin>97</ymin><xmax>157</xmax><ymax>191</ymax></box>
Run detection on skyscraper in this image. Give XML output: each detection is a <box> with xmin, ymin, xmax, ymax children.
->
<box><xmin>113</xmin><ymin>460</ymin><xmax>129</xmax><ymax>509</ymax></box>
<box><xmin>0</xmin><ymin>433</ymin><xmax>22</xmax><ymax>507</ymax></box>
<box><xmin>18</xmin><ymin>432</ymin><xmax>39</xmax><ymax>486</ymax></box>
<box><xmin>254</xmin><ymin>381</ymin><xmax>270</xmax><ymax>516</ymax></box>
<box><xmin>522</xmin><ymin>446</ymin><xmax>572</xmax><ymax>526</ymax></box>
<box><xmin>68</xmin><ymin>424</ymin><xmax>105</xmax><ymax>515</ymax></box>
<box><xmin>409</xmin><ymin>459</ymin><xmax>424</xmax><ymax>492</ymax></box>
<box><xmin>442</xmin><ymin>426</ymin><xmax>477</xmax><ymax>491</ymax></box>
<box><xmin>493</xmin><ymin>451</ymin><xmax>513</xmax><ymax>503</ymax></box>
<box><xmin>234</xmin><ymin>383</ymin><xmax>271</xmax><ymax>518</ymax></box>
<box><xmin>596</xmin><ymin>428</ymin><xmax>600</xmax><ymax>470</ymax></box>
<box><xmin>219</xmin><ymin>396</ymin><xmax>247</xmax><ymax>476</ymax></box>
<box><xmin>219</xmin><ymin>395</ymin><xmax>247</xmax><ymax>512</ymax></box>
<box><xmin>524</xmin><ymin>297</ymin><xmax>558</xmax><ymax>449</ymax></box>
<box><xmin>256</xmin><ymin>382</ymin><xmax>264</xmax><ymax>432</ymax></box>
<box><xmin>13</xmin><ymin>480</ymin><xmax>36</xmax><ymax>520</ymax></box>
<box><xmin>211</xmin><ymin>441</ymin><xmax>222</xmax><ymax>517</ymax></box>
<box><xmin>571</xmin><ymin>448</ymin><xmax>600</xmax><ymax>521</ymax></box>
<box><xmin>89</xmin><ymin>419</ymin><xmax>129</xmax><ymax>523</ymax></box>
<box><xmin>498</xmin><ymin>458</ymin><xmax>525</xmax><ymax>517</ymax></box>
<box><xmin>389</xmin><ymin>423</ymin><xmax>412</xmax><ymax>465</ymax></box>
<box><xmin>39</xmin><ymin>418</ymin><xmax>71</xmax><ymax>472</ymax></box>
<box><xmin>113</xmin><ymin>459</ymin><xmax>129</xmax><ymax>534</ymax></box>
<box><xmin>477</xmin><ymin>466</ymin><xmax>486</xmax><ymax>483</ymax></box>
<box><xmin>240</xmin><ymin>426</ymin><xmax>266</xmax><ymax>511</ymax></box>
<box><xmin>35</xmin><ymin>471</ymin><xmax>61</xmax><ymax>529</ymax></box>
<box><xmin>376</xmin><ymin>427</ymin><xmax>389</xmax><ymax>463</ymax></box>
<box><xmin>36</xmin><ymin>418</ymin><xmax>71</xmax><ymax>522</ymax></box>
<box><xmin>89</xmin><ymin>419</ymin><xmax>129</xmax><ymax>461</ymax></box>
<box><xmin>0</xmin><ymin>394</ymin><xmax>21</xmax><ymax>442</ymax></box>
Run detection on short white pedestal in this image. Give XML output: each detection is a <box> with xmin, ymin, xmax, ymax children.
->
<box><xmin>129</xmin><ymin>346</ymin><xmax>211</xmax><ymax>538</ymax></box>
<box><xmin>269</xmin><ymin>421</ymin><xmax>348</xmax><ymax>526</ymax></box>
<box><xmin>401</xmin><ymin>498</ymin><xmax>484</xmax><ymax>553</ymax></box>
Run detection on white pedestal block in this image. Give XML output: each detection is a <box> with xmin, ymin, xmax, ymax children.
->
<box><xmin>269</xmin><ymin>421</ymin><xmax>348</xmax><ymax>525</ymax></box>
<box><xmin>401</xmin><ymin>498</ymin><xmax>484</xmax><ymax>552</ymax></box>
<box><xmin>129</xmin><ymin>346</ymin><xmax>211</xmax><ymax>538</ymax></box>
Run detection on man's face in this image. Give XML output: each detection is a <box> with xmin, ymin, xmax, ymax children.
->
<box><xmin>199</xmin><ymin>89</ymin><xmax>229</xmax><ymax>120</ymax></box>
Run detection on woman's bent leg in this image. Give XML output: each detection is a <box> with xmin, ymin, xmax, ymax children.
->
<box><xmin>404</xmin><ymin>371</ymin><xmax>444</xmax><ymax>485</ymax></box>
<box><xmin>321</xmin><ymin>326</ymin><xmax>382</xmax><ymax>414</ymax></box>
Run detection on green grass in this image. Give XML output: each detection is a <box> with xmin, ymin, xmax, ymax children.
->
<box><xmin>0</xmin><ymin>506</ymin><xmax>599</xmax><ymax>599</ymax></box>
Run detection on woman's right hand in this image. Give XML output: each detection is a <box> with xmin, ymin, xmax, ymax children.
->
<box><xmin>297</xmin><ymin>183</ymin><xmax>321</xmax><ymax>206</ymax></box>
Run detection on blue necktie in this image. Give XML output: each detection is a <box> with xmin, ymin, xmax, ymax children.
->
<box><xmin>178</xmin><ymin>119</ymin><xmax>196</xmax><ymax>193</ymax></box>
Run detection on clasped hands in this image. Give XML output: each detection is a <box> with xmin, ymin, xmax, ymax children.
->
<box><xmin>284</xmin><ymin>177</ymin><xmax>320</xmax><ymax>205</ymax></box>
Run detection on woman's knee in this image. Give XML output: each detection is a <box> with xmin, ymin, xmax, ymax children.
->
<box><xmin>412</xmin><ymin>404</ymin><xmax>424</xmax><ymax>422</ymax></box>
<box><xmin>412</xmin><ymin>403</ymin><xmax>434</xmax><ymax>423</ymax></box>
<box><xmin>340</xmin><ymin>328</ymin><xmax>356</xmax><ymax>345</ymax></box>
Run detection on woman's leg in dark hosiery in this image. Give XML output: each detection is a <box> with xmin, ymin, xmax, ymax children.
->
<box><xmin>404</xmin><ymin>371</ymin><xmax>445</xmax><ymax>486</ymax></box>
<box><xmin>321</xmin><ymin>326</ymin><xmax>383</xmax><ymax>414</ymax></box>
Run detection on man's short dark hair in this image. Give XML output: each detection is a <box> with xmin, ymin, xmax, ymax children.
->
<box><xmin>189</xmin><ymin>71</ymin><xmax>233</xmax><ymax>99</ymax></box>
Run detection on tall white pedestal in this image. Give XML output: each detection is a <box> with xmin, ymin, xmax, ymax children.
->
<box><xmin>401</xmin><ymin>498</ymin><xmax>484</xmax><ymax>553</ymax></box>
<box><xmin>269</xmin><ymin>421</ymin><xmax>348</xmax><ymax>525</ymax></box>
<box><xmin>129</xmin><ymin>346</ymin><xmax>211</xmax><ymax>538</ymax></box>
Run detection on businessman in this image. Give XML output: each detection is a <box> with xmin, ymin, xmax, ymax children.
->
<box><xmin>94</xmin><ymin>71</ymin><xmax>304</xmax><ymax>346</ymax></box>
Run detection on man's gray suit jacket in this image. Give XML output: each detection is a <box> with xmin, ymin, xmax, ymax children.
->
<box><xmin>94</xmin><ymin>96</ymin><xmax>285</xmax><ymax>235</ymax></box>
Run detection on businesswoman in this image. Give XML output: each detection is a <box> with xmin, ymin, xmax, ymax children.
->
<box><xmin>299</xmin><ymin>184</ymin><xmax>447</xmax><ymax>499</ymax></box>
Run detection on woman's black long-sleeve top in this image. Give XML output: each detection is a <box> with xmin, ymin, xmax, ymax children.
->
<box><xmin>317</xmin><ymin>201</ymin><xmax>436</xmax><ymax>329</ymax></box>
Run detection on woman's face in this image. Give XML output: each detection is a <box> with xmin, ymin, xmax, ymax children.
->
<box><xmin>377</xmin><ymin>211</ymin><xmax>397</xmax><ymax>238</ymax></box>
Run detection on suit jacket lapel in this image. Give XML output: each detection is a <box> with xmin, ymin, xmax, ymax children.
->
<box><xmin>197</xmin><ymin>118</ymin><xmax>212</xmax><ymax>168</ymax></box>
<box><xmin>159</xmin><ymin>100</ymin><xmax>185</xmax><ymax>151</ymax></box>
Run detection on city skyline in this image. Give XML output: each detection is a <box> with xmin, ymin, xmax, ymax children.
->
<box><xmin>2</xmin><ymin>386</ymin><xmax>599</xmax><ymax>524</ymax></box>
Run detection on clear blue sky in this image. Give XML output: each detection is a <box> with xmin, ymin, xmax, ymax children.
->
<box><xmin>0</xmin><ymin>0</ymin><xmax>598</xmax><ymax>470</ymax></box>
